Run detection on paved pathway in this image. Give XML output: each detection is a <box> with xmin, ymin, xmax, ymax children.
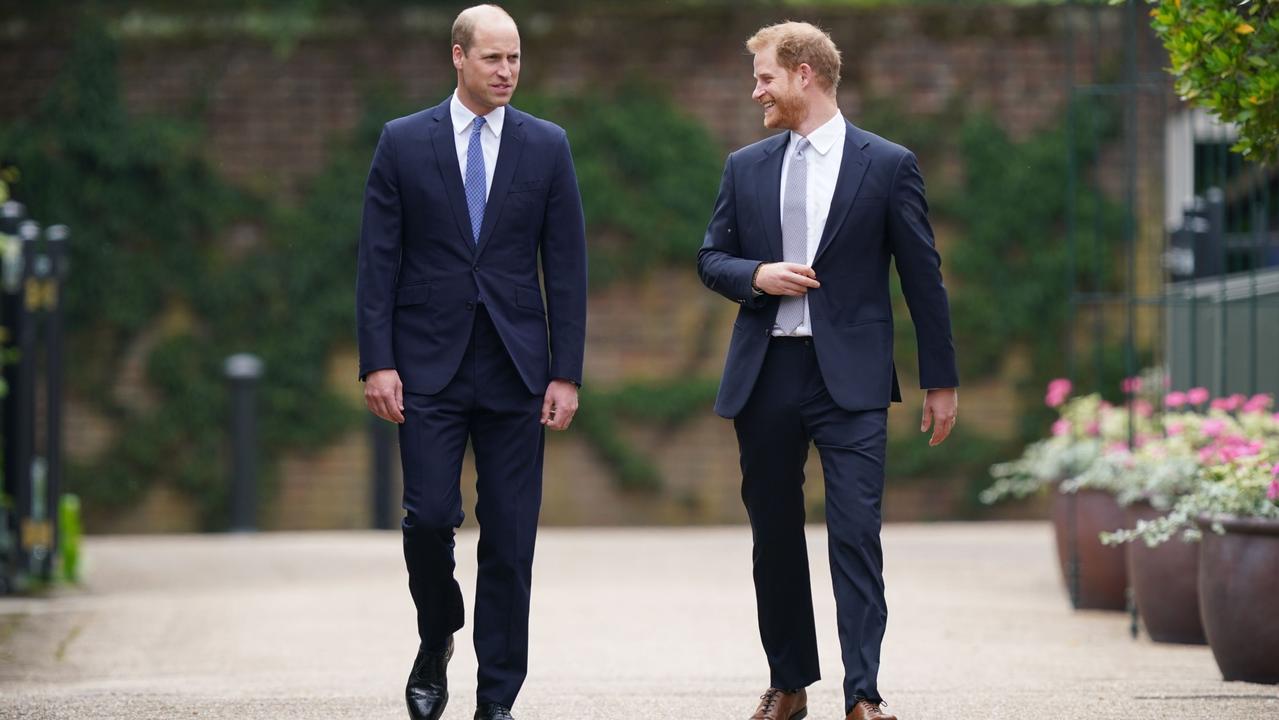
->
<box><xmin>2</xmin><ymin>523</ymin><xmax>1277</xmax><ymax>719</ymax></box>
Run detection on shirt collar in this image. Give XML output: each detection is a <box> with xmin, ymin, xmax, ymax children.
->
<box><xmin>450</xmin><ymin>92</ymin><xmax>505</xmax><ymax>139</ymax></box>
<box><xmin>791</xmin><ymin>111</ymin><xmax>845</xmax><ymax>156</ymax></box>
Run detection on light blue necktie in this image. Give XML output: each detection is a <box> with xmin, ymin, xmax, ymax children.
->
<box><xmin>465</xmin><ymin>116</ymin><xmax>487</xmax><ymax>244</ymax></box>
<box><xmin>776</xmin><ymin>138</ymin><xmax>809</xmax><ymax>334</ymax></box>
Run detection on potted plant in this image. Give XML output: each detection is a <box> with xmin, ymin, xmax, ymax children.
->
<box><xmin>1070</xmin><ymin>387</ymin><xmax>1220</xmax><ymax>643</ymax></box>
<box><xmin>1105</xmin><ymin>405</ymin><xmax>1279</xmax><ymax>682</ymax></box>
<box><xmin>984</xmin><ymin>381</ymin><xmax>1129</xmax><ymax>610</ymax></box>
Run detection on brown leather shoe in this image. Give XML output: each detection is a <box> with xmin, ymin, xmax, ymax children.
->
<box><xmin>750</xmin><ymin>687</ymin><xmax>807</xmax><ymax>720</ymax></box>
<box><xmin>846</xmin><ymin>698</ymin><xmax>897</xmax><ymax>720</ymax></box>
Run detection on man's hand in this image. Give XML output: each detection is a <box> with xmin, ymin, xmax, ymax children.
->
<box><xmin>541</xmin><ymin>379</ymin><xmax>579</xmax><ymax>431</ymax></box>
<box><xmin>364</xmin><ymin>369</ymin><xmax>404</xmax><ymax>424</ymax></box>
<box><xmin>921</xmin><ymin>387</ymin><xmax>958</xmax><ymax>447</ymax></box>
<box><xmin>754</xmin><ymin>262</ymin><xmax>820</xmax><ymax>296</ymax></box>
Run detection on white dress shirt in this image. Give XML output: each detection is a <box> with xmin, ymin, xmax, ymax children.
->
<box><xmin>773</xmin><ymin>111</ymin><xmax>846</xmax><ymax>337</ymax></box>
<box><xmin>450</xmin><ymin>92</ymin><xmax>504</xmax><ymax>200</ymax></box>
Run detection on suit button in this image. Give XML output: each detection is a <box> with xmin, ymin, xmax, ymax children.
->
<box><xmin>466</xmin><ymin>302</ymin><xmax>475</xmax><ymax>311</ymax></box>
<box><xmin>472</xmin><ymin>265</ymin><xmax>479</xmax><ymax>272</ymax></box>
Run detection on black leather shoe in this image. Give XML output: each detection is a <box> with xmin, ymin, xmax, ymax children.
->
<box><xmin>406</xmin><ymin>636</ymin><xmax>453</xmax><ymax>720</ymax></box>
<box><xmin>474</xmin><ymin>702</ymin><xmax>515</xmax><ymax>720</ymax></box>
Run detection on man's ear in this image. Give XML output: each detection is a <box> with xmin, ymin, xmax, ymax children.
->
<box><xmin>452</xmin><ymin>44</ymin><xmax>465</xmax><ymax>70</ymax></box>
<box><xmin>797</xmin><ymin>63</ymin><xmax>813</xmax><ymax>89</ymax></box>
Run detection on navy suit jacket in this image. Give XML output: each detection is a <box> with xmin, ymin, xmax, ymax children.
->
<box><xmin>357</xmin><ymin>98</ymin><xmax>587</xmax><ymax>395</ymax></box>
<box><xmin>697</xmin><ymin>121</ymin><xmax>958</xmax><ymax>418</ymax></box>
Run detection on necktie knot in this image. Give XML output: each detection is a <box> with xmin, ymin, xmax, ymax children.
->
<box><xmin>794</xmin><ymin>138</ymin><xmax>810</xmax><ymax>158</ymax></box>
<box><xmin>472</xmin><ymin>116</ymin><xmax>486</xmax><ymax>134</ymax></box>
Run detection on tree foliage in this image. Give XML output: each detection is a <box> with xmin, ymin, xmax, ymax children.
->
<box><xmin>1141</xmin><ymin>0</ymin><xmax>1279</xmax><ymax>159</ymax></box>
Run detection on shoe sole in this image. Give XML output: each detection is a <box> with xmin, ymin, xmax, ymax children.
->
<box><xmin>790</xmin><ymin>709</ymin><xmax>807</xmax><ymax>720</ymax></box>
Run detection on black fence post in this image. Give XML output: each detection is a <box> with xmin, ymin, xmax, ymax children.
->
<box><xmin>42</xmin><ymin>224</ymin><xmax>68</xmax><ymax>579</ymax></box>
<box><xmin>224</xmin><ymin>353</ymin><xmax>263</xmax><ymax>532</ymax></box>
<box><xmin>13</xmin><ymin>219</ymin><xmax>41</xmax><ymax>578</ymax></box>
<box><xmin>0</xmin><ymin>200</ymin><xmax>25</xmax><ymax>593</ymax></box>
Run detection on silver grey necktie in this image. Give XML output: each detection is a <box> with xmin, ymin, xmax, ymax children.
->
<box><xmin>775</xmin><ymin>138</ymin><xmax>809</xmax><ymax>334</ymax></box>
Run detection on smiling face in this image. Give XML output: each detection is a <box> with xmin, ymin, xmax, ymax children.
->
<box><xmin>751</xmin><ymin>45</ymin><xmax>807</xmax><ymax>131</ymax></box>
<box><xmin>453</xmin><ymin>15</ymin><xmax>520</xmax><ymax>116</ymax></box>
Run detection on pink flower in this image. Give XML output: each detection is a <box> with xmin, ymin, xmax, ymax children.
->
<box><xmin>1273</xmin><ymin>463</ymin><xmax>1279</xmax><ymax>478</ymax></box>
<box><xmin>1268</xmin><ymin>479</ymin><xmax>1279</xmax><ymax>501</ymax></box>
<box><xmin>1105</xmin><ymin>441</ymin><xmax>1129</xmax><ymax>455</ymax></box>
<box><xmin>1164</xmin><ymin>391</ymin><xmax>1187</xmax><ymax>408</ymax></box>
<box><xmin>1045</xmin><ymin>378</ymin><xmax>1072</xmax><ymax>408</ymax></box>
<box><xmin>1166</xmin><ymin>421</ymin><xmax>1184</xmax><ymax>436</ymax></box>
<box><xmin>1242</xmin><ymin>394</ymin><xmax>1273</xmax><ymax>414</ymax></box>
<box><xmin>1201</xmin><ymin>419</ymin><xmax>1227</xmax><ymax>438</ymax></box>
<box><xmin>1051</xmin><ymin>419</ymin><xmax>1071</xmax><ymax>437</ymax></box>
<box><xmin>1134</xmin><ymin>400</ymin><xmax>1153</xmax><ymax>418</ymax></box>
<box><xmin>1187</xmin><ymin>387</ymin><xmax>1210</xmax><ymax>404</ymax></box>
<box><xmin>1211</xmin><ymin>394</ymin><xmax>1248</xmax><ymax>412</ymax></box>
<box><xmin>1210</xmin><ymin>397</ymin><xmax>1237</xmax><ymax>412</ymax></box>
<box><xmin>1121</xmin><ymin>376</ymin><xmax>1143</xmax><ymax>394</ymax></box>
<box><xmin>1085</xmin><ymin>421</ymin><xmax>1100</xmax><ymax>437</ymax></box>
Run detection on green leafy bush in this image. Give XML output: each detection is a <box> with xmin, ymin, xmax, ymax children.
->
<box><xmin>1141</xmin><ymin>0</ymin><xmax>1279</xmax><ymax>159</ymax></box>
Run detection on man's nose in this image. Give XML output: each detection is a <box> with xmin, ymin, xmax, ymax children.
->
<box><xmin>752</xmin><ymin>85</ymin><xmax>765</xmax><ymax>101</ymax></box>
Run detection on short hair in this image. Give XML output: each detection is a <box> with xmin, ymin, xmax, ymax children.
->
<box><xmin>746</xmin><ymin>21</ymin><xmax>842</xmax><ymax>92</ymax></box>
<box><xmin>451</xmin><ymin>4</ymin><xmax>515</xmax><ymax>52</ymax></box>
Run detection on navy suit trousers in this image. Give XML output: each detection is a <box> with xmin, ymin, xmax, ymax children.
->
<box><xmin>398</xmin><ymin>305</ymin><xmax>544</xmax><ymax>708</ymax></box>
<box><xmin>733</xmin><ymin>337</ymin><xmax>889</xmax><ymax>709</ymax></box>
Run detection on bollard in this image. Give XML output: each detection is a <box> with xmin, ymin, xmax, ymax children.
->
<box><xmin>224</xmin><ymin>353</ymin><xmax>264</xmax><ymax>532</ymax></box>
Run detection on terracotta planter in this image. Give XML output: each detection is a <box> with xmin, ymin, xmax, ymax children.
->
<box><xmin>1197</xmin><ymin>516</ymin><xmax>1279</xmax><ymax>683</ymax></box>
<box><xmin>1050</xmin><ymin>488</ymin><xmax>1128</xmax><ymax>610</ymax></box>
<box><xmin>1124</xmin><ymin>502</ymin><xmax>1205</xmax><ymax>644</ymax></box>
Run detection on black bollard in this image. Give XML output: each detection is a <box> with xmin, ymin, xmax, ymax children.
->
<box><xmin>224</xmin><ymin>353</ymin><xmax>263</xmax><ymax>532</ymax></box>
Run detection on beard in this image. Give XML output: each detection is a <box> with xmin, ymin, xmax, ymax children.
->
<box><xmin>763</xmin><ymin>90</ymin><xmax>804</xmax><ymax>131</ymax></box>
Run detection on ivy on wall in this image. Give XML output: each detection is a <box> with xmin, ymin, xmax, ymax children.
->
<box><xmin>0</xmin><ymin>25</ymin><xmax>732</xmax><ymax>518</ymax></box>
<box><xmin>0</xmin><ymin>11</ymin><xmax>1149</xmax><ymax>520</ymax></box>
<box><xmin>0</xmin><ymin>26</ymin><xmax>387</xmax><ymax>524</ymax></box>
<box><xmin>517</xmin><ymin>85</ymin><xmax>725</xmax><ymax>287</ymax></box>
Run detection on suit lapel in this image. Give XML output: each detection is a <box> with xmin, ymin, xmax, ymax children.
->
<box><xmin>812</xmin><ymin>122</ymin><xmax>871</xmax><ymax>266</ymax></box>
<box><xmin>474</xmin><ymin>109</ymin><xmax>526</xmax><ymax>260</ymax></box>
<box><xmin>754</xmin><ymin>133</ymin><xmax>789</xmax><ymax>263</ymax></box>
<box><xmin>428</xmin><ymin>100</ymin><xmax>477</xmax><ymax>256</ymax></box>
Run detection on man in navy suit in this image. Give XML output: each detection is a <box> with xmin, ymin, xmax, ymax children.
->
<box><xmin>698</xmin><ymin>22</ymin><xmax>959</xmax><ymax>720</ymax></box>
<box><xmin>356</xmin><ymin>6</ymin><xmax>586</xmax><ymax>720</ymax></box>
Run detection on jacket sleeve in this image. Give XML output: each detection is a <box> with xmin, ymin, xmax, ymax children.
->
<box><xmin>886</xmin><ymin>150</ymin><xmax>959</xmax><ymax>390</ymax></box>
<box><xmin>697</xmin><ymin>153</ymin><xmax>767</xmax><ymax>309</ymax></box>
<box><xmin>356</xmin><ymin>125</ymin><xmax>402</xmax><ymax>381</ymax></box>
<box><xmin>540</xmin><ymin>129</ymin><xmax>589</xmax><ymax>387</ymax></box>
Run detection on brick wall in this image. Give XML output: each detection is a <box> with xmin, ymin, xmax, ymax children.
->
<box><xmin>2</xmin><ymin>4</ymin><xmax>1158</xmax><ymax>530</ymax></box>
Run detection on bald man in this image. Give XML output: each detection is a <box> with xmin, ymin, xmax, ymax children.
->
<box><xmin>356</xmin><ymin>5</ymin><xmax>587</xmax><ymax>720</ymax></box>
